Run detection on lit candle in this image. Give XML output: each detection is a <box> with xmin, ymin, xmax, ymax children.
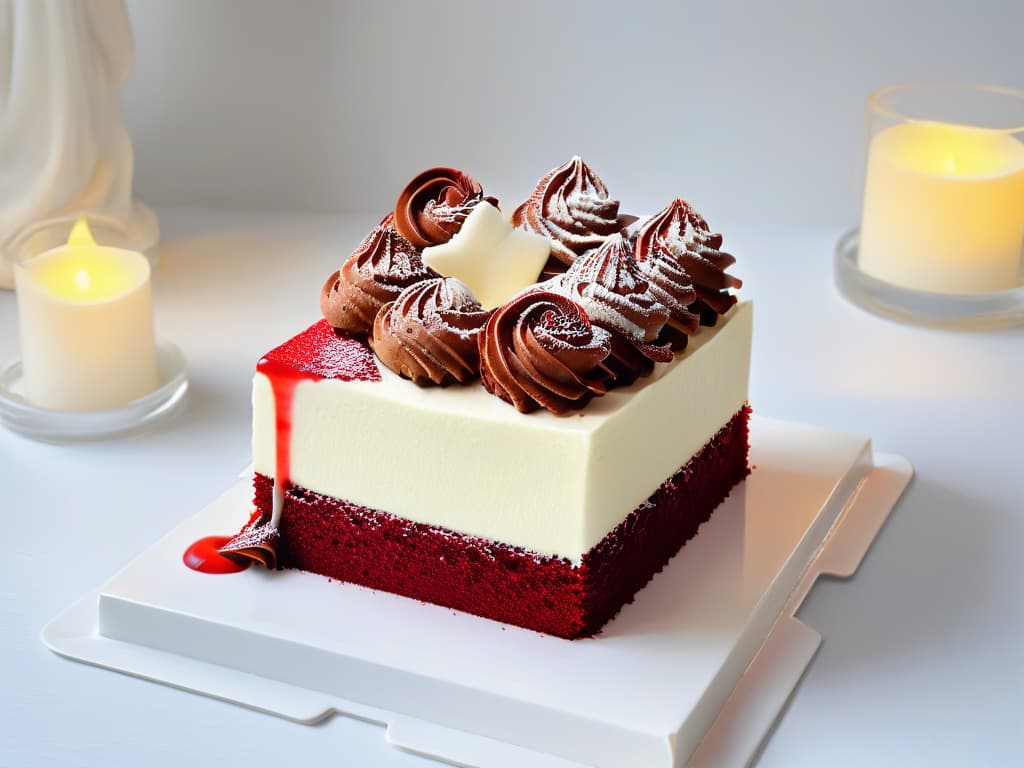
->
<box><xmin>14</xmin><ymin>218</ymin><xmax>158</xmax><ymax>411</ymax></box>
<box><xmin>859</xmin><ymin>121</ymin><xmax>1024</xmax><ymax>293</ymax></box>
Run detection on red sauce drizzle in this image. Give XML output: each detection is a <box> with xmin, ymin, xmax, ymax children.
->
<box><xmin>183</xmin><ymin>322</ymin><xmax>380</xmax><ymax>573</ymax></box>
<box><xmin>182</xmin><ymin>535</ymin><xmax>249</xmax><ymax>574</ymax></box>
<box><xmin>256</xmin><ymin>356</ymin><xmax>323</xmax><ymax>499</ymax></box>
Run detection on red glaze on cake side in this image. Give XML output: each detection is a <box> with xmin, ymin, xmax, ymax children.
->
<box><xmin>255</xmin><ymin>359</ymin><xmax>309</xmax><ymax>504</ymax></box>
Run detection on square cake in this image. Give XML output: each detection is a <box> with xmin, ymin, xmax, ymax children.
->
<box><xmin>205</xmin><ymin>158</ymin><xmax>750</xmax><ymax>639</ymax></box>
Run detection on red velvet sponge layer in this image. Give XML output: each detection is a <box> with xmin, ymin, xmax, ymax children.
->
<box><xmin>253</xmin><ymin>406</ymin><xmax>750</xmax><ymax>639</ymax></box>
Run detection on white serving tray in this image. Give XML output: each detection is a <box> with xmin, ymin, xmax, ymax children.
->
<box><xmin>42</xmin><ymin>416</ymin><xmax>911</xmax><ymax>768</ymax></box>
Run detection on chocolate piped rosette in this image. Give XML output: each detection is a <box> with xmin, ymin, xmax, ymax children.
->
<box><xmin>371</xmin><ymin>277</ymin><xmax>489</xmax><ymax>386</ymax></box>
<box><xmin>320</xmin><ymin>214</ymin><xmax>436</xmax><ymax>334</ymax></box>
<box><xmin>512</xmin><ymin>155</ymin><xmax>636</xmax><ymax>279</ymax></box>
<box><xmin>318</xmin><ymin>158</ymin><xmax>742</xmax><ymax>414</ymax></box>
<box><xmin>632</xmin><ymin>198</ymin><xmax>743</xmax><ymax>326</ymax></box>
<box><xmin>394</xmin><ymin>167</ymin><xmax>498</xmax><ymax>248</ymax></box>
<box><xmin>634</xmin><ymin>251</ymin><xmax>701</xmax><ymax>349</ymax></box>
<box><xmin>479</xmin><ymin>290</ymin><xmax>611</xmax><ymax>415</ymax></box>
<box><xmin>551</xmin><ymin>233</ymin><xmax>673</xmax><ymax>387</ymax></box>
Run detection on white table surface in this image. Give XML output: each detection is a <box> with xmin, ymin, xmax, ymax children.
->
<box><xmin>2</xmin><ymin>208</ymin><xmax>1022</xmax><ymax>767</ymax></box>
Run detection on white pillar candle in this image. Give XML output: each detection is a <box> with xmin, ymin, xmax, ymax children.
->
<box><xmin>14</xmin><ymin>218</ymin><xmax>158</xmax><ymax>411</ymax></box>
<box><xmin>859</xmin><ymin>122</ymin><xmax>1024</xmax><ymax>294</ymax></box>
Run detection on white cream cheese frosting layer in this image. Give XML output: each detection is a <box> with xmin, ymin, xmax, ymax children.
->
<box><xmin>253</xmin><ymin>301</ymin><xmax>752</xmax><ymax>562</ymax></box>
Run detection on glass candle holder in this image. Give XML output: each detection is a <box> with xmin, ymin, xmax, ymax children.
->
<box><xmin>835</xmin><ymin>83</ymin><xmax>1024</xmax><ymax>328</ymax></box>
<box><xmin>0</xmin><ymin>213</ymin><xmax>186</xmax><ymax>441</ymax></box>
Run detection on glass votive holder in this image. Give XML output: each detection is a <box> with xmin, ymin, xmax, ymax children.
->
<box><xmin>5</xmin><ymin>205</ymin><xmax>161</xmax><ymax>270</ymax></box>
<box><xmin>0</xmin><ymin>212</ymin><xmax>186</xmax><ymax>442</ymax></box>
<box><xmin>835</xmin><ymin>82</ymin><xmax>1024</xmax><ymax>328</ymax></box>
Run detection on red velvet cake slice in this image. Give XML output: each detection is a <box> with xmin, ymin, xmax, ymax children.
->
<box><xmin>218</xmin><ymin>160</ymin><xmax>750</xmax><ymax>639</ymax></box>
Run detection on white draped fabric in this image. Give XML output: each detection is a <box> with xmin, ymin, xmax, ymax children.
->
<box><xmin>0</xmin><ymin>0</ymin><xmax>135</xmax><ymax>287</ymax></box>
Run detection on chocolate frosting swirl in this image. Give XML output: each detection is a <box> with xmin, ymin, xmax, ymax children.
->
<box><xmin>394</xmin><ymin>168</ymin><xmax>497</xmax><ymax>249</ymax></box>
<box><xmin>511</xmin><ymin>156</ymin><xmax>632</xmax><ymax>275</ymax></box>
<box><xmin>479</xmin><ymin>290</ymin><xmax>611</xmax><ymax>415</ymax></box>
<box><xmin>633</xmin><ymin>199</ymin><xmax>742</xmax><ymax>325</ymax></box>
<box><xmin>553</xmin><ymin>233</ymin><xmax>673</xmax><ymax>385</ymax></box>
<box><xmin>321</xmin><ymin>216</ymin><xmax>435</xmax><ymax>334</ymax></box>
<box><xmin>632</xmin><ymin>243</ymin><xmax>700</xmax><ymax>349</ymax></box>
<box><xmin>371</xmin><ymin>277</ymin><xmax>490</xmax><ymax>386</ymax></box>
<box><xmin>560</xmin><ymin>234</ymin><xmax>671</xmax><ymax>345</ymax></box>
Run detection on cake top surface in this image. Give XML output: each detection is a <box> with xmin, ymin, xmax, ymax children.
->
<box><xmin>259</xmin><ymin>301</ymin><xmax>750</xmax><ymax>435</ymax></box>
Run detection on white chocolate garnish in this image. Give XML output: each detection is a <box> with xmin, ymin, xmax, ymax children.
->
<box><xmin>422</xmin><ymin>202</ymin><xmax>550</xmax><ymax>310</ymax></box>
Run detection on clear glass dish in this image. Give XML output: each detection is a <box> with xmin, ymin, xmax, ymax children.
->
<box><xmin>0</xmin><ymin>340</ymin><xmax>187</xmax><ymax>442</ymax></box>
<box><xmin>835</xmin><ymin>229</ymin><xmax>1024</xmax><ymax>329</ymax></box>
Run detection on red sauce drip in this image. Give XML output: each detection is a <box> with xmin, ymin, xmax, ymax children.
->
<box><xmin>182</xmin><ymin>536</ymin><xmax>249</xmax><ymax>574</ymax></box>
<box><xmin>184</xmin><ymin>322</ymin><xmax>380</xmax><ymax>574</ymax></box>
<box><xmin>257</xmin><ymin>357</ymin><xmax>326</xmax><ymax>496</ymax></box>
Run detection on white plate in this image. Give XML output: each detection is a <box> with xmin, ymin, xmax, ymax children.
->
<box><xmin>42</xmin><ymin>416</ymin><xmax>912</xmax><ymax>767</ymax></box>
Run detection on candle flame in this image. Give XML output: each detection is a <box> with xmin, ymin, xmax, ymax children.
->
<box><xmin>25</xmin><ymin>216</ymin><xmax>148</xmax><ymax>303</ymax></box>
<box><xmin>67</xmin><ymin>217</ymin><xmax>97</xmax><ymax>247</ymax></box>
<box><xmin>66</xmin><ymin>219</ymin><xmax>100</xmax><ymax>294</ymax></box>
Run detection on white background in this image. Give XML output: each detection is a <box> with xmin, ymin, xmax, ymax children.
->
<box><xmin>3</xmin><ymin>2</ymin><xmax>1024</xmax><ymax>768</ymax></box>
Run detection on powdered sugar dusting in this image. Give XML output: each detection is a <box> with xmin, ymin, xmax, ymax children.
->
<box><xmin>368</xmin><ymin>229</ymin><xmax>429</xmax><ymax>284</ymax></box>
<box><xmin>390</xmin><ymin>277</ymin><xmax>489</xmax><ymax>341</ymax></box>
<box><xmin>372</xmin><ymin>277</ymin><xmax>488</xmax><ymax>386</ymax></box>
<box><xmin>425</xmin><ymin>200</ymin><xmax>477</xmax><ymax>226</ymax></box>
<box><xmin>554</xmin><ymin>234</ymin><xmax>670</xmax><ymax>344</ymax></box>
<box><xmin>512</xmin><ymin>156</ymin><xmax>622</xmax><ymax>267</ymax></box>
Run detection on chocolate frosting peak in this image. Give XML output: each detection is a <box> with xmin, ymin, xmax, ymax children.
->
<box><xmin>320</xmin><ymin>217</ymin><xmax>435</xmax><ymax>334</ymax></box>
<box><xmin>395</xmin><ymin>168</ymin><xmax>496</xmax><ymax>249</ymax></box>
<box><xmin>560</xmin><ymin>234</ymin><xmax>672</xmax><ymax>347</ymax></box>
<box><xmin>633</xmin><ymin>199</ymin><xmax>742</xmax><ymax>324</ymax></box>
<box><xmin>554</xmin><ymin>233</ymin><xmax>673</xmax><ymax>385</ymax></box>
<box><xmin>632</xmin><ymin>241</ymin><xmax>700</xmax><ymax>347</ymax></box>
<box><xmin>371</xmin><ymin>277</ymin><xmax>490</xmax><ymax>386</ymax></box>
<box><xmin>511</xmin><ymin>156</ymin><xmax>627</xmax><ymax>274</ymax></box>
<box><xmin>479</xmin><ymin>290</ymin><xmax>611</xmax><ymax>415</ymax></box>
